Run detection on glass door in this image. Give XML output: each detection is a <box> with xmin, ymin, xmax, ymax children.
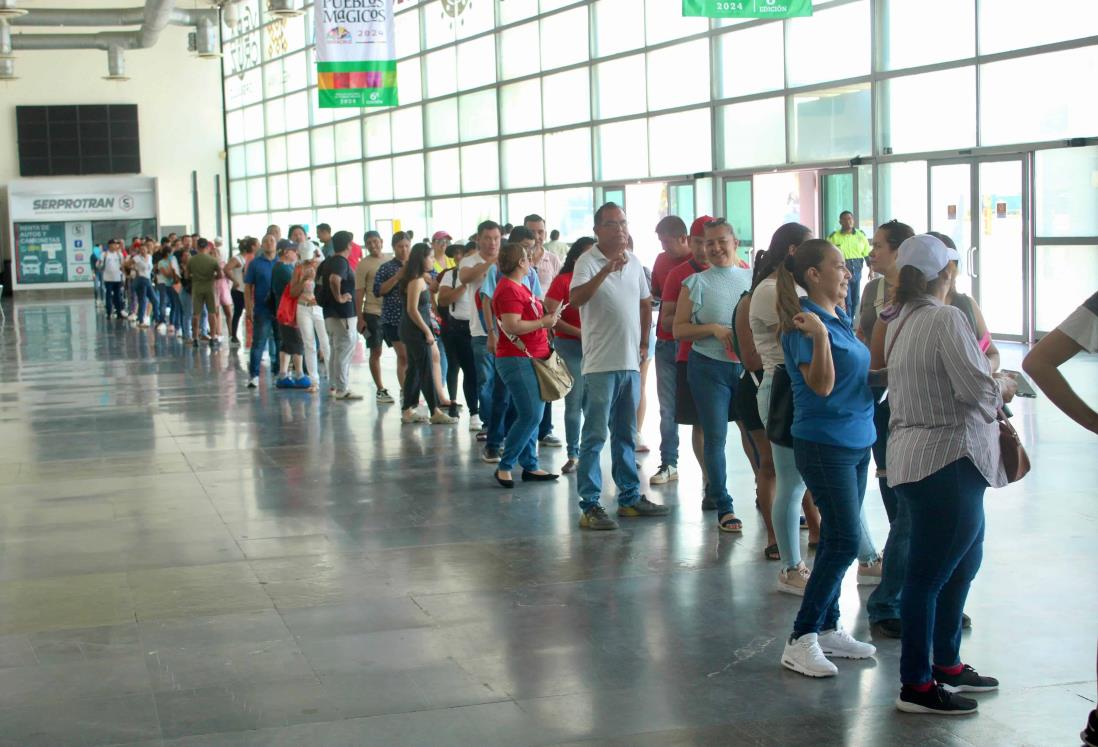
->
<box><xmin>928</xmin><ymin>156</ymin><xmax>1029</xmax><ymax>340</ymax></box>
<box><xmin>668</xmin><ymin>181</ymin><xmax>695</xmax><ymax>228</ymax></box>
<box><xmin>724</xmin><ymin>177</ymin><xmax>754</xmax><ymax>264</ymax></box>
<box><xmin>819</xmin><ymin>168</ymin><xmax>857</xmax><ymax>240</ymax></box>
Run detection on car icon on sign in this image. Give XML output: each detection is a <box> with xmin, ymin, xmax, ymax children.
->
<box><xmin>22</xmin><ymin>255</ymin><xmax>42</xmax><ymax>276</ymax></box>
<box><xmin>44</xmin><ymin>260</ymin><xmax>64</xmax><ymax>275</ymax></box>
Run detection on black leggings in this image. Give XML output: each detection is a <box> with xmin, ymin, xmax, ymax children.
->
<box><xmin>403</xmin><ymin>336</ymin><xmax>438</xmax><ymax>413</ymax></box>
<box><xmin>443</xmin><ymin>320</ymin><xmax>478</xmax><ymax>415</ymax></box>
<box><xmin>230</xmin><ymin>289</ymin><xmax>246</xmax><ymax>340</ymax></box>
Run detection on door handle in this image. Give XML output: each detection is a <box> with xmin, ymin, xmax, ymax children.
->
<box><xmin>967</xmin><ymin>246</ymin><xmax>978</xmax><ymax>278</ymax></box>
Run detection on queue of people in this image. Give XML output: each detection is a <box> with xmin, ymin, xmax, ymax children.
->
<box><xmin>94</xmin><ymin>207</ymin><xmax>1086</xmax><ymax>721</ymax></box>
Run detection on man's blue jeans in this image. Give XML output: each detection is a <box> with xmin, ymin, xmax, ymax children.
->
<box><xmin>898</xmin><ymin>458</ymin><xmax>987</xmax><ymax>686</ymax></box>
<box><xmin>844</xmin><ymin>258</ymin><xmax>864</xmax><ymax>318</ymax></box>
<box><xmin>555</xmin><ymin>338</ymin><xmax>586</xmax><ymax>460</ymax></box>
<box><xmin>472</xmin><ymin>336</ymin><xmax>493</xmax><ymax>427</ymax></box>
<box><xmin>249</xmin><ymin>312</ymin><xmax>278</xmax><ymax>378</ymax></box>
<box><xmin>792</xmin><ymin>438</ymin><xmax>871</xmax><ymax>638</ymax></box>
<box><xmin>654</xmin><ymin>339</ymin><xmax>678</xmax><ymax>467</ymax></box>
<box><xmin>686</xmin><ymin>350</ymin><xmax>743</xmax><ymax>516</ymax></box>
<box><xmin>577</xmin><ymin>370</ymin><xmax>641</xmax><ymax>512</ymax></box>
<box><xmin>496</xmin><ymin>357</ymin><xmax>543</xmax><ymax>473</ymax></box>
<box><xmin>178</xmin><ymin>290</ymin><xmax>193</xmax><ymax>339</ymax></box>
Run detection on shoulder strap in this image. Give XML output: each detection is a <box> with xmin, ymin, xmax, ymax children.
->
<box><xmin>885</xmin><ymin>305</ymin><xmax>920</xmax><ymax>364</ymax></box>
<box><xmin>731</xmin><ymin>290</ymin><xmax>749</xmax><ymax>363</ymax></box>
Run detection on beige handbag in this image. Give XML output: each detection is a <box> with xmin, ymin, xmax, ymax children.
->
<box><xmin>497</xmin><ymin>315</ymin><xmax>574</xmax><ymax>402</ymax></box>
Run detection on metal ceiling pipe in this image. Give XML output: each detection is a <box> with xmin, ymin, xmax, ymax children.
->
<box><xmin>194</xmin><ymin>15</ymin><xmax>217</xmax><ymax>57</ymax></box>
<box><xmin>0</xmin><ymin>19</ymin><xmax>12</xmax><ymax>57</ymax></box>
<box><xmin>105</xmin><ymin>44</ymin><xmax>127</xmax><ymax>78</ymax></box>
<box><xmin>0</xmin><ymin>57</ymin><xmax>14</xmax><ymax>78</ymax></box>
<box><xmin>9</xmin><ymin>3</ymin><xmax>219</xmax><ymax>53</ymax></box>
<box><xmin>8</xmin><ymin>7</ymin><xmax>147</xmax><ymax>26</ymax></box>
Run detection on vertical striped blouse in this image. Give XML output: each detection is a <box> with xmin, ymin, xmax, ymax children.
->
<box><xmin>885</xmin><ymin>298</ymin><xmax>1006</xmax><ymax>488</ymax></box>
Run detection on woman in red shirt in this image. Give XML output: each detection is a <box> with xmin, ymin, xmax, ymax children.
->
<box><xmin>492</xmin><ymin>243</ymin><xmax>564</xmax><ymax>488</ymax></box>
<box><xmin>545</xmin><ymin>237</ymin><xmax>595</xmax><ymax>474</ymax></box>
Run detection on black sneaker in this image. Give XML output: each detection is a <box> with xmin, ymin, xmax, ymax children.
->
<box><xmin>934</xmin><ymin>664</ymin><xmax>999</xmax><ymax>693</ymax></box>
<box><xmin>480</xmin><ymin>447</ymin><xmax>501</xmax><ymax>463</ymax></box>
<box><xmin>895</xmin><ymin>684</ymin><xmax>978</xmax><ymax>715</ymax></box>
<box><xmin>872</xmin><ymin>618</ymin><xmax>903</xmax><ymax>639</ymax></box>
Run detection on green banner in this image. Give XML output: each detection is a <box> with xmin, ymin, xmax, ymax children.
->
<box><xmin>682</xmin><ymin>0</ymin><xmax>812</xmax><ymax>18</ymax></box>
<box><xmin>15</xmin><ymin>222</ymin><xmax>68</xmax><ymax>285</ymax></box>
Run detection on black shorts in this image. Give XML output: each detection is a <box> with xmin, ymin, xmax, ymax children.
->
<box><xmin>736</xmin><ymin>369</ymin><xmax>765</xmax><ymax>432</ymax></box>
<box><xmin>382</xmin><ymin>322</ymin><xmax>401</xmax><ymax>347</ymax></box>
<box><xmin>362</xmin><ymin>313</ymin><xmax>383</xmax><ymax>349</ymax></box>
<box><xmin>279</xmin><ymin>324</ymin><xmax>303</xmax><ymax>355</ymax></box>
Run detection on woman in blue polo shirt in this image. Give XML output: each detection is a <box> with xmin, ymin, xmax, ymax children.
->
<box><xmin>774</xmin><ymin>239</ymin><xmax>878</xmax><ymax>679</ymax></box>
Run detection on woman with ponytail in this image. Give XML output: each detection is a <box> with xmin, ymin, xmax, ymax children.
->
<box><xmin>749</xmin><ymin>223</ymin><xmax>822</xmax><ymax>593</ymax></box>
<box><xmin>777</xmin><ymin>239</ymin><xmax>878</xmax><ymax>679</ymax></box>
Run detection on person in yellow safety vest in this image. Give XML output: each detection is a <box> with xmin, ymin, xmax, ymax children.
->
<box><xmin>827</xmin><ymin>210</ymin><xmax>871</xmax><ymax>317</ymax></box>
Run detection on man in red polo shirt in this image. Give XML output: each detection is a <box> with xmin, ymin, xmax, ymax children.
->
<box><xmin>659</xmin><ymin>215</ymin><xmax>713</xmax><ymax>505</ymax></box>
<box><xmin>649</xmin><ymin>216</ymin><xmax>691</xmax><ymax>486</ymax></box>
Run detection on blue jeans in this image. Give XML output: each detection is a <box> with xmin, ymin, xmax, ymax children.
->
<box><xmin>577</xmin><ymin>370</ymin><xmax>641</xmax><ymax>512</ymax></box>
<box><xmin>539</xmin><ymin>402</ymin><xmax>553</xmax><ymax>440</ymax></box>
<box><xmin>249</xmin><ymin>313</ymin><xmax>278</xmax><ymax>378</ymax></box>
<box><xmin>898</xmin><ymin>458</ymin><xmax>987</xmax><ymax>686</ymax></box>
<box><xmin>654</xmin><ymin>339</ymin><xmax>678</xmax><ymax>467</ymax></box>
<box><xmin>497</xmin><ymin>357</ymin><xmax>543</xmax><ymax>473</ymax></box>
<box><xmin>867</xmin><ymin>395</ymin><xmax>907</xmax><ymax>622</ymax></box>
<box><xmin>758</xmin><ymin>370</ymin><xmax>807</xmax><ymax>570</ymax></box>
<box><xmin>792</xmin><ymin>438</ymin><xmax>871</xmax><ymax>637</ymax></box>
<box><xmin>473</xmin><ymin>336</ymin><xmax>493</xmax><ymax>427</ymax></box>
<box><xmin>687</xmin><ymin>350</ymin><xmax>742</xmax><ymax>516</ymax></box>
<box><xmin>105</xmin><ymin>281</ymin><xmax>124</xmax><ymax>317</ymax></box>
<box><xmin>156</xmin><ymin>285</ymin><xmax>173</xmax><ymax>325</ymax></box>
<box><xmin>132</xmin><ymin>277</ymin><xmax>159</xmax><ymax>322</ymax></box>
<box><xmin>845</xmin><ymin>258</ymin><xmax>864</xmax><ymax>318</ymax></box>
<box><xmin>555</xmin><ymin>338</ymin><xmax>586</xmax><ymax>459</ymax></box>
<box><xmin>178</xmin><ymin>290</ymin><xmax>193</xmax><ymax>338</ymax></box>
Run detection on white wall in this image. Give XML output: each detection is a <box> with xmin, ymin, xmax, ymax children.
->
<box><xmin>0</xmin><ymin>6</ymin><xmax>226</xmax><ymax>257</ymax></box>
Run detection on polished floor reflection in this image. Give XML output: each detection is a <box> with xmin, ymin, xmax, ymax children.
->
<box><xmin>0</xmin><ymin>297</ymin><xmax>1094</xmax><ymax>746</ymax></box>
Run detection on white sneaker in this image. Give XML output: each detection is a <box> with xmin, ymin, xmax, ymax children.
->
<box><xmin>247</xmin><ymin>377</ymin><xmax>259</xmax><ymax>389</ymax></box>
<box><xmin>777</xmin><ymin>562</ymin><xmax>811</xmax><ymax>596</ymax></box>
<box><xmin>430</xmin><ymin>411</ymin><xmax>458</xmax><ymax>425</ymax></box>
<box><xmin>817</xmin><ymin>626</ymin><xmax>876</xmax><ymax>660</ymax></box>
<box><xmin>468</xmin><ymin>414</ymin><xmax>483</xmax><ymax>431</ymax></box>
<box><xmin>401</xmin><ymin>409</ymin><xmax>430</xmax><ymax>424</ymax></box>
<box><xmin>649</xmin><ymin>464</ymin><xmax>678</xmax><ymax>485</ymax></box>
<box><xmin>781</xmin><ymin>633</ymin><xmax>838</xmax><ymax>678</ymax></box>
<box><xmin>156</xmin><ymin>323</ymin><xmax>167</xmax><ymax>333</ymax></box>
<box><xmin>858</xmin><ymin>558</ymin><xmax>883</xmax><ymax>586</ymax></box>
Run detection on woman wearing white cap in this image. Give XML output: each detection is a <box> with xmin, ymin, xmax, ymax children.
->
<box><xmin>881</xmin><ymin>234</ymin><xmax>1017</xmax><ymax>716</ymax></box>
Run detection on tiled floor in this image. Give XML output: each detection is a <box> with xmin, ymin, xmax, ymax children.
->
<box><xmin>0</xmin><ymin>297</ymin><xmax>1094</xmax><ymax>746</ymax></box>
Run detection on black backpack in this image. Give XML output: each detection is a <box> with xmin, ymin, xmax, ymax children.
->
<box><xmin>314</xmin><ymin>258</ymin><xmax>334</xmax><ymax>308</ymax></box>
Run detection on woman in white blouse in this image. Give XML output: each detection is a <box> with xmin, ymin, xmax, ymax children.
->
<box><xmin>882</xmin><ymin>234</ymin><xmax>1017</xmax><ymax>716</ymax></box>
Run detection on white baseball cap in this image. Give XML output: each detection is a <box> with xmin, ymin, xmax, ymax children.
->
<box><xmin>897</xmin><ymin>234</ymin><xmax>950</xmax><ymax>280</ymax></box>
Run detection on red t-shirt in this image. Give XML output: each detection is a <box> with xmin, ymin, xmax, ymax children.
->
<box><xmin>493</xmin><ymin>277</ymin><xmax>550</xmax><ymax>358</ymax></box>
<box><xmin>347</xmin><ymin>242</ymin><xmax>364</xmax><ymax>271</ymax></box>
<box><xmin>662</xmin><ymin>258</ymin><xmax>708</xmax><ymax>362</ymax></box>
<box><xmin>652</xmin><ymin>251</ymin><xmax>689</xmax><ymax>342</ymax></box>
<box><xmin>546</xmin><ymin>272</ymin><xmax>581</xmax><ymax>340</ymax></box>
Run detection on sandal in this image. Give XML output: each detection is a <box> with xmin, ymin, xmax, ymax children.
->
<box><xmin>718</xmin><ymin>513</ymin><xmax>743</xmax><ymax>533</ymax></box>
<box><xmin>764</xmin><ymin>543</ymin><xmax>780</xmax><ymax>560</ymax></box>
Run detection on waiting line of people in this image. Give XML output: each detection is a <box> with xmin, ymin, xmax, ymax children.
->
<box><xmin>94</xmin><ymin>207</ymin><xmax>1094</xmax><ymax>723</ymax></box>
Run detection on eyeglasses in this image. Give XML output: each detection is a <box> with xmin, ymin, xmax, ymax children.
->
<box><xmin>599</xmin><ymin>220</ymin><xmax>629</xmax><ymax>230</ymax></box>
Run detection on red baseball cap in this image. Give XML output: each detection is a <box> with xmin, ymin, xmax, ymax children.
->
<box><xmin>431</xmin><ymin>230</ymin><xmax>452</xmax><ymax>241</ymax></box>
<box><xmin>690</xmin><ymin>215</ymin><xmax>715</xmax><ymax>238</ymax></box>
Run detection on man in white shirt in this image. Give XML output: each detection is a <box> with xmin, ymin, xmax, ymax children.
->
<box><xmin>459</xmin><ymin>220</ymin><xmax>503</xmax><ymax>458</ymax></box>
<box><xmin>98</xmin><ymin>239</ymin><xmax>126</xmax><ymax>319</ymax></box>
<box><xmin>545</xmin><ymin>229</ymin><xmax>569</xmax><ymax>260</ymax></box>
<box><xmin>570</xmin><ymin>203</ymin><xmax>670</xmax><ymax>530</ymax></box>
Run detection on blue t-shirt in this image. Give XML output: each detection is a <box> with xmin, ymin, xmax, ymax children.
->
<box><xmin>480</xmin><ymin>265</ymin><xmax>541</xmax><ymax>328</ymax></box>
<box><xmin>781</xmin><ymin>297</ymin><xmax>875</xmax><ymax>449</ymax></box>
<box><xmin>244</xmin><ymin>255</ymin><xmax>277</xmax><ymax>317</ymax></box>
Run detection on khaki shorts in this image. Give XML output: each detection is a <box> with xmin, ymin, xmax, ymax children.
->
<box><xmin>192</xmin><ymin>284</ymin><xmax>217</xmax><ymax>314</ymax></box>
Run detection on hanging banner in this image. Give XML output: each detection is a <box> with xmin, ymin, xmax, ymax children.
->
<box><xmin>315</xmin><ymin>0</ymin><xmax>397</xmax><ymax>108</ymax></box>
<box><xmin>682</xmin><ymin>0</ymin><xmax>812</xmax><ymax>18</ymax></box>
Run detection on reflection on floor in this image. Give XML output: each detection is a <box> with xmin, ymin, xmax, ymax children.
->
<box><xmin>0</xmin><ymin>298</ymin><xmax>1094</xmax><ymax>746</ymax></box>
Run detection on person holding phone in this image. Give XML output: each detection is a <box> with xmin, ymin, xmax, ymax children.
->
<box><xmin>545</xmin><ymin>237</ymin><xmax>595</xmax><ymax>474</ymax></box>
<box><xmin>672</xmin><ymin>218</ymin><xmax>753</xmax><ymax>533</ymax></box>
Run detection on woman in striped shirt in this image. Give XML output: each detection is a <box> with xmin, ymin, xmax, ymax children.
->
<box><xmin>882</xmin><ymin>235</ymin><xmax>1017</xmax><ymax>716</ymax></box>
